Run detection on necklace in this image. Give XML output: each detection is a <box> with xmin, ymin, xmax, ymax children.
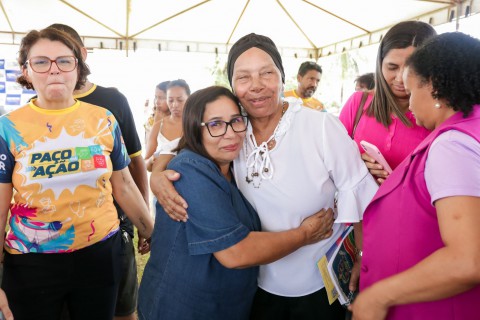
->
<box><xmin>264</xmin><ymin>101</ymin><xmax>288</xmax><ymax>150</ymax></box>
<box><xmin>244</xmin><ymin>101</ymin><xmax>288</xmax><ymax>188</ymax></box>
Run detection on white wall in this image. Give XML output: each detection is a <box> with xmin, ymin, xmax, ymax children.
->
<box><xmin>84</xmin><ymin>49</ymin><xmax>224</xmax><ymax>143</ymax></box>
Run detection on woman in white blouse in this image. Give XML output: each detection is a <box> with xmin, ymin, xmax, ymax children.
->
<box><xmin>151</xmin><ymin>34</ymin><xmax>378</xmax><ymax>319</ymax></box>
<box><xmin>145</xmin><ymin>79</ymin><xmax>190</xmax><ymax>171</ymax></box>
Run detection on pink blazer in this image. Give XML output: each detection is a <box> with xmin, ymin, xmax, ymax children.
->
<box><xmin>361</xmin><ymin>106</ymin><xmax>480</xmax><ymax>319</ymax></box>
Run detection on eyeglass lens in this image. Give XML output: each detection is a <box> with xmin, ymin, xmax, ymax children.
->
<box><xmin>28</xmin><ymin>56</ymin><xmax>77</xmax><ymax>73</ymax></box>
<box><xmin>205</xmin><ymin>116</ymin><xmax>247</xmax><ymax>137</ymax></box>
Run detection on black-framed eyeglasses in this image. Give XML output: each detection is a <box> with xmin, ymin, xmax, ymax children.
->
<box><xmin>25</xmin><ymin>56</ymin><xmax>78</xmax><ymax>73</ymax></box>
<box><xmin>201</xmin><ymin>116</ymin><xmax>248</xmax><ymax>137</ymax></box>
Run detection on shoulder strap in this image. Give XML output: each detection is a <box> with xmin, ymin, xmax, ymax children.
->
<box><xmin>351</xmin><ymin>91</ymin><xmax>369</xmax><ymax>139</ymax></box>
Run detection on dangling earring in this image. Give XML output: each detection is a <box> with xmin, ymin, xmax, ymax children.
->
<box><xmin>434</xmin><ymin>101</ymin><xmax>441</xmax><ymax>109</ymax></box>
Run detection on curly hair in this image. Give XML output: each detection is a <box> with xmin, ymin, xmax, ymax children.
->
<box><xmin>406</xmin><ymin>32</ymin><xmax>480</xmax><ymax>117</ymax></box>
<box><xmin>369</xmin><ymin>21</ymin><xmax>436</xmax><ymax>127</ymax></box>
<box><xmin>17</xmin><ymin>28</ymin><xmax>90</xmax><ymax>90</ymax></box>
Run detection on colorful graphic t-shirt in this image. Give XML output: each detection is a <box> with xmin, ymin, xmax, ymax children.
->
<box><xmin>0</xmin><ymin>100</ymin><xmax>130</xmax><ymax>254</ymax></box>
<box><xmin>74</xmin><ymin>84</ymin><xmax>142</xmax><ymax>238</ymax></box>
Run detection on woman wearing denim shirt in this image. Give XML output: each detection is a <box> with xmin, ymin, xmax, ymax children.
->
<box><xmin>138</xmin><ymin>86</ymin><xmax>333</xmax><ymax>320</ymax></box>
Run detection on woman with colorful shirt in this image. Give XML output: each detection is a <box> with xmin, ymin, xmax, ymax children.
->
<box><xmin>0</xmin><ymin>27</ymin><xmax>154</xmax><ymax>320</ymax></box>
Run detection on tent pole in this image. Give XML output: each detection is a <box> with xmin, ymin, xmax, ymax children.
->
<box><xmin>0</xmin><ymin>0</ymin><xmax>15</xmax><ymax>43</ymax></box>
<box><xmin>126</xmin><ymin>0</ymin><xmax>131</xmax><ymax>57</ymax></box>
<box><xmin>455</xmin><ymin>0</ymin><xmax>462</xmax><ymax>30</ymax></box>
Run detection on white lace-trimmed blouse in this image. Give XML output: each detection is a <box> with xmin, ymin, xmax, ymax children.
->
<box><xmin>233</xmin><ymin>97</ymin><xmax>378</xmax><ymax>297</ymax></box>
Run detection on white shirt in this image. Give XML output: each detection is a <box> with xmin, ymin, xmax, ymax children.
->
<box><xmin>154</xmin><ymin>130</ymin><xmax>180</xmax><ymax>157</ymax></box>
<box><xmin>233</xmin><ymin>97</ymin><xmax>378</xmax><ymax>296</ymax></box>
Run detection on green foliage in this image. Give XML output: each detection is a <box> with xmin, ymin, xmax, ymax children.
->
<box><xmin>209</xmin><ymin>55</ymin><xmax>230</xmax><ymax>89</ymax></box>
<box><xmin>284</xmin><ymin>76</ymin><xmax>297</xmax><ymax>92</ymax></box>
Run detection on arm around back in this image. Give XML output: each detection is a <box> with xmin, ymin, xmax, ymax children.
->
<box><xmin>214</xmin><ymin>208</ymin><xmax>334</xmax><ymax>269</ymax></box>
<box><xmin>169</xmin><ymin>152</ymin><xmax>335</xmax><ymax>269</ymax></box>
<box><xmin>150</xmin><ymin>152</ymin><xmax>187</xmax><ymax>221</ymax></box>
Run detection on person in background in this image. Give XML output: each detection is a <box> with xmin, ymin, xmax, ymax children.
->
<box><xmin>153</xmin><ymin>81</ymin><xmax>171</xmax><ymax>120</ymax></box>
<box><xmin>144</xmin><ymin>81</ymin><xmax>171</xmax><ymax>159</ymax></box>
<box><xmin>339</xmin><ymin>21</ymin><xmax>436</xmax><ymax>184</ymax></box>
<box><xmin>284</xmin><ymin>61</ymin><xmax>325</xmax><ymax>111</ymax></box>
<box><xmin>151</xmin><ymin>33</ymin><xmax>378</xmax><ymax>320</ymax></box>
<box><xmin>145</xmin><ymin>79</ymin><xmax>190</xmax><ymax>171</ymax></box>
<box><xmin>354</xmin><ymin>72</ymin><xmax>375</xmax><ymax>91</ymax></box>
<box><xmin>48</xmin><ymin>23</ymin><xmax>149</xmax><ymax>320</ymax></box>
<box><xmin>0</xmin><ymin>27</ymin><xmax>153</xmax><ymax>320</ymax></box>
<box><xmin>144</xmin><ymin>81</ymin><xmax>170</xmax><ymax>146</ymax></box>
<box><xmin>138</xmin><ymin>85</ymin><xmax>334</xmax><ymax>320</ymax></box>
<box><xmin>351</xmin><ymin>32</ymin><xmax>480</xmax><ymax>320</ymax></box>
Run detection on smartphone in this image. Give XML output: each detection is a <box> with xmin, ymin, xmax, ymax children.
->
<box><xmin>360</xmin><ymin>140</ymin><xmax>393</xmax><ymax>174</ymax></box>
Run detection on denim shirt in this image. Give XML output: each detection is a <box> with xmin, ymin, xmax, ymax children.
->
<box><xmin>138</xmin><ymin>149</ymin><xmax>261</xmax><ymax>320</ymax></box>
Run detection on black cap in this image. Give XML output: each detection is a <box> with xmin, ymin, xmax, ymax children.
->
<box><xmin>227</xmin><ymin>33</ymin><xmax>285</xmax><ymax>88</ymax></box>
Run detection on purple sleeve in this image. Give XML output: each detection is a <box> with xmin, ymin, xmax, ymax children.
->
<box><xmin>425</xmin><ymin>130</ymin><xmax>480</xmax><ymax>204</ymax></box>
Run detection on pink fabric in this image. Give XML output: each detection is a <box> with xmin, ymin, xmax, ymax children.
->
<box><xmin>426</xmin><ymin>130</ymin><xmax>480</xmax><ymax>203</ymax></box>
<box><xmin>361</xmin><ymin>106</ymin><xmax>480</xmax><ymax>319</ymax></box>
<box><xmin>339</xmin><ymin>91</ymin><xmax>430</xmax><ymax>169</ymax></box>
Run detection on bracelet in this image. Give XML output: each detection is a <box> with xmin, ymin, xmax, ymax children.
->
<box><xmin>356</xmin><ymin>248</ymin><xmax>363</xmax><ymax>258</ymax></box>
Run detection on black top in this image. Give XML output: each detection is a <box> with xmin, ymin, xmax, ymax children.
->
<box><xmin>76</xmin><ymin>84</ymin><xmax>142</xmax><ymax>238</ymax></box>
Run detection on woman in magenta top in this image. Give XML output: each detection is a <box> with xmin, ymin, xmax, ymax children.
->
<box><xmin>340</xmin><ymin>21</ymin><xmax>435</xmax><ymax>183</ymax></box>
<box><xmin>351</xmin><ymin>32</ymin><xmax>480</xmax><ymax>320</ymax></box>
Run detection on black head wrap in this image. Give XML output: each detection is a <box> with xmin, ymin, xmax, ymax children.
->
<box><xmin>227</xmin><ymin>33</ymin><xmax>285</xmax><ymax>88</ymax></box>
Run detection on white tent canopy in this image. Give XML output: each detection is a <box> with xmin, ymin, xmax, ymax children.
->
<box><xmin>1</xmin><ymin>0</ymin><xmax>479</xmax><ymax>58</ymax></box>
